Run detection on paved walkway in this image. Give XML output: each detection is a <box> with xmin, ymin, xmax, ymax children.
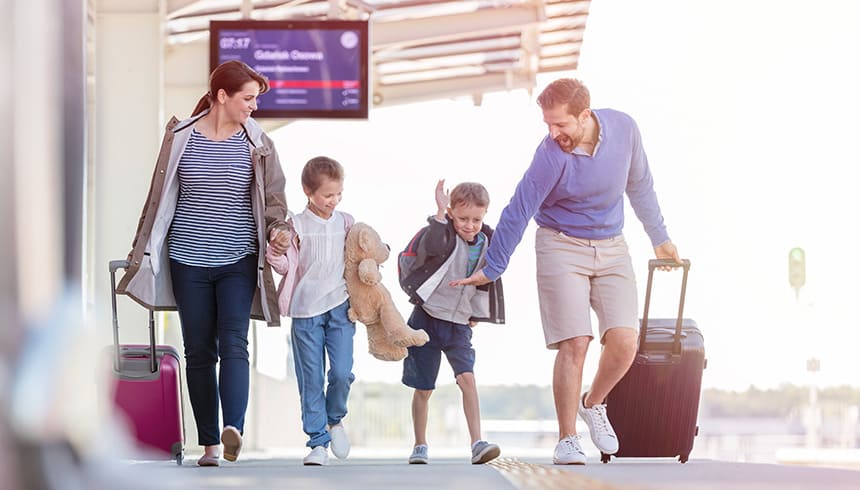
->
<box><xmin>85</xmin><ymin>452</ymin><xmax>860</xmax><ymax>490</ymax></box>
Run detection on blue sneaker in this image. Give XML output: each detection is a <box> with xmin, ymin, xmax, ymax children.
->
<box><xmin>471</xmin><ymin>440</ymin><xmax>500</xmax><ymax>464</ymax></box>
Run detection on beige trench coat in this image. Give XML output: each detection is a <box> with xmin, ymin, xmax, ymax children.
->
<box><xmin>117</xmin><ymin>110</ymin><xmax>289</xmax><ymax>326</ymax></box>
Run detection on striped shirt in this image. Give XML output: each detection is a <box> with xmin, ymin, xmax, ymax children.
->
<box><xmin>168</xmin><ymin>128</ymin><xmax>257</xmax><ymax>267</ymax></box>
<box><xmin>466</xmin><ymin>232</ymin><xmax>486</xmax><ymax>276</ymax></box>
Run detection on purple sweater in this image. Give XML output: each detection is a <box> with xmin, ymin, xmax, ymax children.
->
<box><xmin>483</xmin><ymin>108</ymin><xmax>669</xmax><ymax>281</ymax></box>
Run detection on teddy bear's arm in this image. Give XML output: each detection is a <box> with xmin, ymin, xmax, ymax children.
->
<box><xmin>358</xmin><ymin>258</ymin><xmax>381</xmax><ymax>285</ymax></box>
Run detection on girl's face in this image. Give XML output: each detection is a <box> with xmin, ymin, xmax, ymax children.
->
<box><xmin>304</xmin><ymin>176</ymin><xmax>343</xmax><ymax>219</ymax></box>
<box><xmin>220</xmin><ymin>81</ymin><xmax>260</xmax><ymax>124</ymax></box>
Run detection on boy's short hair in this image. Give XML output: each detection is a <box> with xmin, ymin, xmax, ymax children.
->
<box><xmin>302</xmin><ymin>156</ymin><xmax>344</xmax><ymax>193</ymax></box>
<box><xmin>449</xmin><ymin>182</ymin><xmax>490</xmax><ymax>209</ymax></box>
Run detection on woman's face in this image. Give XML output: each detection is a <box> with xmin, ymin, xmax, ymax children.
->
<box><xmin>220</xmin><ymin>81</ymin><xmax>260</xmax><ymax>124</ymax></box>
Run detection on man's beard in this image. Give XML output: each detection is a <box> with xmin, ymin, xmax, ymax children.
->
<box><xmin>555</xmin><ymin>134</ymin><xmax>577</xmax><ymax>152</ymax></box>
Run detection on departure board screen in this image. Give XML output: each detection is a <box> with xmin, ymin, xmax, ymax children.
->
<box><xmin>210</xmin><ymin>20</ymin><xmax>369</xmax><ymax>119</ymax></box>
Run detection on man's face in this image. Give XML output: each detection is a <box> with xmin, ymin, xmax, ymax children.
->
<box><xmin>542</xmin><ymin>104</ymin><xmax>589</xmax><ymax>153</ymax></box>
<box><xmin>447</xmin><ymin>203</ymin><xmax>487</xmax><ymax>243</ymax></box>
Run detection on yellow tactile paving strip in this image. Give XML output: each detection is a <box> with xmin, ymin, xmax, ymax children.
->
<box><xmin>490</xmin><ymin>458</ymin><xmax>634</xmax><ymax>490</ymax></box>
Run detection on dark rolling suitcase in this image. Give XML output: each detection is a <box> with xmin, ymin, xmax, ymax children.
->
<box><xmin>602</xmin><ymin>259</ymin><xmax>705</xmax><ymax>464</ymax></box>
<box><xmin>109</xmin><ymin>260</ymin><xmax>185</xmax><ymax>465</ymax></box>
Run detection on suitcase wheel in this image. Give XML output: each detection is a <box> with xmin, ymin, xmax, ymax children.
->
<box><xmin>176</xmin><ymin>452</ymin><xmax>184</xmax><ymax>466</ymax></box>
<box><xmin>679</xmin><ymin>454</ymin><xmax>689</xmax><ymax>464</ymax></box>
<box><xmin>600</xmin><ymin>453</ymin><xmax>611</xmax><ymax>464</ymax></box>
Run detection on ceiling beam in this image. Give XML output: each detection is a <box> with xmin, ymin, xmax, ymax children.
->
<box><xmin>373</xmin><ymin>70</ymin><xmax>535</xmax><ymax>107</ymax></box>
<box><xmin>372</xmin><ymin>3</ymin><xmax>546</xmax><ymax>50</ymax></box>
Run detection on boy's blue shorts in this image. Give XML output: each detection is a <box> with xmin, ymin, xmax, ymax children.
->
<box><xmin>401</xmin><ymin>306</ymin><xmax>475</xmax><ymax>390</ymax></box>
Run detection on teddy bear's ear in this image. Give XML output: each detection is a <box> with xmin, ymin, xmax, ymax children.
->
<box><xmin>358</xmin><ymin>227</ymin><xmax>371</xmax><ymax>252</ymax></box>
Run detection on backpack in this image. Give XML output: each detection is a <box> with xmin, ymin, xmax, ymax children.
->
<box><xmin>397</xmin><ymin>226</ymin><xmax>429</xmax><ymax>303</ymax></box>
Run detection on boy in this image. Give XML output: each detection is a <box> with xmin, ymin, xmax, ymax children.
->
<box><xmin>400</xmin><ymin>180</ymin><xmax>505</xmax><ymax>465</ymax></box>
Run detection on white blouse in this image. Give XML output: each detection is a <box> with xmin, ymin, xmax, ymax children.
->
<box><xmin>288</xmin><ymin>208</ymin><xmax>349</xmax><ymax>318</ymax></box>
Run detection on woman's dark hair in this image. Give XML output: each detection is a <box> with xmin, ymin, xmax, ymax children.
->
<box><xmin>302</xmin><ymin>156</ymin><xmax>344</xmax><ymax>193</ymax></box>
<box><xmin>191</xmin><ymin>60</ymin><xmax>269</xmax><ymax>116</ymax></box>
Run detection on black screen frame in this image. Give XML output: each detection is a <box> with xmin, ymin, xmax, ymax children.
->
<box><xmin>209</xmin><ymin>19</ymin><xmax>370</xmax><ymax>120</ymax></box>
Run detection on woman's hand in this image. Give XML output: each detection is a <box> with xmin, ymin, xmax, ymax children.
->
<box><xmin>269</xmin><ymin>228</ymin><xmax>290</xmax><ymax>255</ymax></box>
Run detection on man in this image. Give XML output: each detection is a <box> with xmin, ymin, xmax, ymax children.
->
<box><xmin>453</xmin><ymin>78</ymin><xmax>680</xmax><ymax>464</ymax></box>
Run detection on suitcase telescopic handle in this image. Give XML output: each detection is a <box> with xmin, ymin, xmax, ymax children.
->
<box><xmin>640</xmin><ymin>259</ymin><xmax>690</xmax><ymax>355</ymax></box>
<box><xmin>110</xmin><ymin>259</ymin><xmax>158</xmax><ymax>374</ymax></box>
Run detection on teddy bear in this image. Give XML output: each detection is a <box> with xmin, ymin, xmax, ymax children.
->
<box><xmin>344</xmin><ymin>222</ymin><xmax>430</xmax><ymax>361</ymax></box>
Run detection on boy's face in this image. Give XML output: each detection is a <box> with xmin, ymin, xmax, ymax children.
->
<box><xmin>447</xmin><ymin>203</ymin><xmax>487</xmax><ymax>243</ymax></box>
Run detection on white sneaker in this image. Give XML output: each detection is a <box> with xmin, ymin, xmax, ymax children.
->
<box><xmin>578</xmin><ymin>393</ymin><xmax>619</xmax><ymax>454</ymax></box>
<box><xmin>303</xmin><ymin>446</ymin><xmax>329</xmax><ymax>466</ymax></box>
<box><xmin>553</xmin><ymin>434</ymin><xmax>587</xmax><ymax>465</ymax></box>
<box><xmin>329</xmin><ymin>423</ymin><xmax>351</xmax><ymax>459</ymax></box>
<box><xmin>408</xmin><ymin>444</ymin><xmax>428</xmax><ymax>464</ymax></box>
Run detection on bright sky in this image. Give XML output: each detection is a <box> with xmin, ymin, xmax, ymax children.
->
<box><xmin>255</xmin><ymin>0</ymin><xmax>860</xmax><ymax>391</ymax></box>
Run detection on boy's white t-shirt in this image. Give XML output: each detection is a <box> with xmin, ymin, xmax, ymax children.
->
<box><xmin>288</xmin><ymin>208</ymin><xmax>349</xmax><ymax>318</ymax></box>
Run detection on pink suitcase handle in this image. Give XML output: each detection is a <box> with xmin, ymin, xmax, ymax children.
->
<box><xmin>110</xmin><ymin>259</ymin><xmax>157</xmax><ymax>374</ymax></box>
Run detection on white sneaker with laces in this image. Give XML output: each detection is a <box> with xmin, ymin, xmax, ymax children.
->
<box><xmin>553</xmin><ymin>435</ymin><xmax>587</xmax><ymax>465</ymax></box>
<box><xmin>408</xmin><ymin>444</ymin><xmax>428</xmax><ymax>464</ymax></box>
<box><xmin>578</xmin><ymin>393</ymin><xmax>619</xmax><ymax>454</ymax></box>
<box><xmin>329</xmin><ymin>423</ymin><xmax>351</xmax><ymax>459</ymax></box>
<box><xmin>303</xmin><ymin>446</ymin><xmax>330</xmax><ymax>466</ymax></box>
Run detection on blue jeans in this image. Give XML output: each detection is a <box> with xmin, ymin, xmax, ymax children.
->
<box><xmin>170</xmin><ymin>254</ymin><xmax>257</xmax><ymax>446</ymax></box>
<box><xmin>291</xmin><ymin>300</ymin><xmax>355</xmax><ymax>448</ymax></box>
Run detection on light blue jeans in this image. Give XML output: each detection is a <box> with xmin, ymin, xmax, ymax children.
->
<box><xmin>291</xmin><ymin>300</ymin><xmax>355</xmax><ymax>448</ymax></box>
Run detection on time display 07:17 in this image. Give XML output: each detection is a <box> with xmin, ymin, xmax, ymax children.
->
<box><xmin>220</xmin><ymin>37</ymin><xmax>252</xmax><ymax>50</ymax></box>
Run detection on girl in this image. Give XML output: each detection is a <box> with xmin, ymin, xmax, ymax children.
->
<box><xmin>267</xmin><ymin>156</ymin><xmax>355</xmax><ymax>466</ymax></box>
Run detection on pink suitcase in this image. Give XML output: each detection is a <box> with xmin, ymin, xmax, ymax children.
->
<box><xmin>110</xmin><ymin>260</ymin><xmax>185</xmax><ymax>465</ymax></box>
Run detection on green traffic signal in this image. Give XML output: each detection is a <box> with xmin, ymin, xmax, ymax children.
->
<box><xmin>788</xmin><ymin>247</ymin><xmax>805</xmax><ymax>289</ymax></box>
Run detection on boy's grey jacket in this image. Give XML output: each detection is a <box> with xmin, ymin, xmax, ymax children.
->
<box><xmin>401</xmin><ymin>216</ymin><xmax>505</xmax><ymax>324</ymax></box>
<box><xmin>116</xmin><ymin>110</ymin><xmax>290</xmax><ymax>326</ymax></box>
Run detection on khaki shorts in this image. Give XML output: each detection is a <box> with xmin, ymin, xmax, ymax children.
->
<box><xmin>535</xmin><ymin>227</ymin><xmax>638</xmax><ymax>349</ymax></box>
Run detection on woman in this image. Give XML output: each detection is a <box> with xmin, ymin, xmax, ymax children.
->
<box><xmin>118</xmin><ymin>60</ymin><xmax>291</xmax><ymax>466</ymax></box>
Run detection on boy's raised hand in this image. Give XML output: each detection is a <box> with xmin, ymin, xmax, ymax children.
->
<box><xmin>435</xmin><ymin>179</ymin><xmax>450</xmax><ymax>220</ymax></box>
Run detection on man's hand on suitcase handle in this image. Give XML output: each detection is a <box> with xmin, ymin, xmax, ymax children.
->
<box><xmin>654</xmin><ymin>240</ymin><xmax>683</xmax><ymax>271</ymax></box>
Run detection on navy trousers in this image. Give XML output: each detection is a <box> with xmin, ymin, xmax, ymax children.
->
<box><xmin>170</xmin><ymin>254</ymin><xmax>257</xmax><ymax>446</ymax></box>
